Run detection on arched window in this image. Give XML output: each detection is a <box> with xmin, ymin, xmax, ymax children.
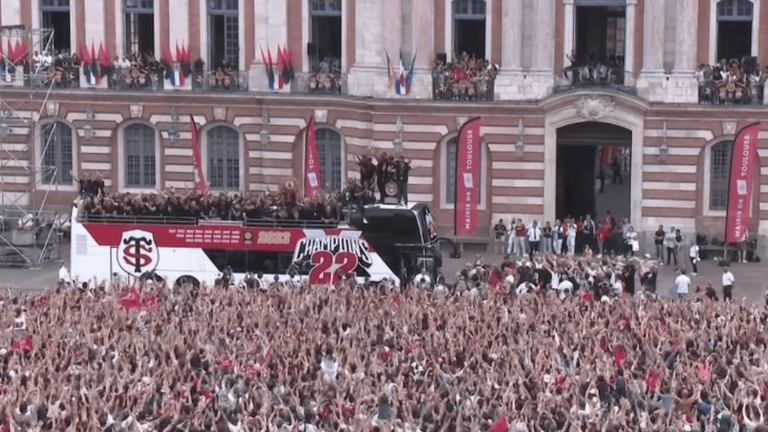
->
<box><xmin>709</xmin><ymin>140</ymin><xmax>733</xmax><ymax>211</ymax></box>
<box><xmin>40</xmin><ymin>121</ymin><xmax>73</xmax><ymax>185</ymax></box>
<box><xmin>445</xmin><ymin>136</ymin><xmax>482</xmax><ymax>205</ymax></box>
<box><xmin>452</xmin><ymin>0</ymin><xmax>486</xmax><ymax>59</ymax></box>
<box><xmin>124</xmin><ymin>123</ymin><xmax>156</xmax><ymax>188</ymax></box>
<box><xmin>716</xmin><ymin>0</ymin><xmax>753</xmax><ymax>61</ymax></box>
<box><xmin>315</xmin><ymin>129</ymin><xmax>342</xmax><ymax>192</ymax></box>
<box><xmin>207</xmin><ymin>126</ymin><xmax>240</xmax><ymax>190</ymax></box>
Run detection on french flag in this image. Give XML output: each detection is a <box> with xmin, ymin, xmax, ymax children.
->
<box><xmin>394</xmin><ymin>50</ymin><xmax>408</xmax><ymax>96</ymax></box>
<box><xmin>2</xmin><ymin>69</ymin><xmax>11</xmax><ymax>83</ymax></box>
<box><xmin>169</xmin><ymin>69</ymin><xmax>182</xmax><ymax>87</ymax></box>
<box><xmin>84</xmin><ymin>66</ymin><xmax>98</xmax><ymax>85</ymax></box>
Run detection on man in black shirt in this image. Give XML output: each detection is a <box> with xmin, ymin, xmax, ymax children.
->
<box><xmin>640</xmin><ymin>263</ymin><xmax>658</xmax><ymax>294</ymax></box>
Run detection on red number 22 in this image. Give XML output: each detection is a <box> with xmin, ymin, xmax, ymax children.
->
<box><xmin>309</xmin><ymin>251</ymin><xmax>358</xmax><ymax>285</ymax></box>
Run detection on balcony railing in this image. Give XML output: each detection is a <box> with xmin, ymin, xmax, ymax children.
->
<box><xmin>431</xmin><ymin>58</ymin><xmax>496</xmax><ymax>101</ymax></box>
<box><xmin>27</xmin><ymin>65</ymin><xmax>81</xmax><ymax>89</ymax></box>
<box><xmin>194</xmin><ymin>68</ymin><xmax>248</xmax><ymax>92</ymax></box>
<box><xmin>556</xmin><ymin>63</ymin><xmax>636</xmax><ymax>94</ymax></box>
<box><xmin>108</xmin><ymin>63</ymin><xmax>165</xmax><ymax>91</ymax></box>
<box><xmin>291</xmin><ymin>57</ymin><xmax>346</xmax><ymax>94</ymax></box>
<box><xmin>697</xmin><ymin>63</ymin><xmax>763</xmax><ymax>105</ymax></box>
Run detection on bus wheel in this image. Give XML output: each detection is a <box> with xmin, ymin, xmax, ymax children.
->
<box><xmin>174</xmin><ymin>275</ymin><xmax>200</xmax><ymax>290</ymax></box>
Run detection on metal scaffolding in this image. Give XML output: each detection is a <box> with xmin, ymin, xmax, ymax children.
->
<box><xmin>0</xmin><ymin>26</ymin><xmax>65</xmax><ymax>267</ymax></box>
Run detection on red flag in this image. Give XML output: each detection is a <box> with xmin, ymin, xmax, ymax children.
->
<box><xmin>175</xmin><ymin>43</ymin><xmax>181</xmax><ymax>64</ymax></box>
<box><xmin>276</xmin><ymin>45</ymin><xmax>284</xmax><ymax>89</ymax></box>
<box><xmin>183</xmin><ymin>44</ymin><xmax>190</xmax><ymax>62</ymax></box>
<box><xmin>725</xmin><ymin>123</ymin><xmax>760</xmax><ymax>243</ymax></box>
<box><xmin>97</xmin><ymin>42</ymin><xmax>109</xmax><ymax>67</ymax></box>
<box><xmin>118</xmin><ymin>287</ymin><xmax>141</xmax><ymax>310</ymax></box>
<box><xmin>189</xmin><ymin>116</ymin><xmax>208</xmax><ymax>194</ymax></box>
<box><xmin>79</xmin><ymin>44</ymin><xmax>90</xmax><ymax>64</ymax></box>
<box><xmin>161</xmin><ymin>45</ymin><xmax>173</xmax><ymax>64</ymax></box>
<box><xmin>454</xmin><ymin>117</ymin><xmax>481</xmax><ymax>236</ymax></box>
<box><xmin>488</xmin><ymin>417</ymin><xmax>509</xmax><ymax>432</ymax></box>
<box><xmin>304</xmin><ymin>117</ymin><xmax>322</xmax><ymax>199</ymax></box>
<box><xmin>12</xmin><ymin>40</ymin><xmax>24</xmax><ymax>63</ymax></box>
<box><xmin>90</xmin><ymin>42</ymin><xmax>96</xmax><ymax>65</ymax></box>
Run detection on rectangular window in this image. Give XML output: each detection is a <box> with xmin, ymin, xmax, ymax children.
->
<box><xmin>710</xmin><ymin>142</ymin><xmax>732</xmax><ymax>211</ymax></box>
<box><xmin>452</xmin><ymin>0</ymin><xmax>486</xmax><ymax>59</ymax></box>
<box><xmin>574</xmin><ymin>5</ymin><xmax>626</xmax><ymax>66</ymax></box>
<box><xmin>209</xmin><ymin>0</ymin><xmax>239</xmax><ymax>70</ymax></box>
<box><xmin>41</xmin><ymin>122</ymin><xmax>73</xmax><ymax>185</ymax></box>
<box><xmin>41</xmin><ymin>0</ymin><xmax>71</xmax><ymax>53</ymax></box>
<box><xmin>124</xmin><ymin>0</ymin><xmax>155</xmax><ymax>55</ymax></box>
<box><xmin>446</xmin><ymin>139</ymin><xmax>482</xmax><ymax>205</ymax></box>
<box><xmin>309</xmin><ymin>0</ymin><xmax>343</xmax><ymax>71</ymax></box>
<box><xmin>125</xmin><ymin>125</ymin><xmax>156</xmax><ymax>188</ymax></box>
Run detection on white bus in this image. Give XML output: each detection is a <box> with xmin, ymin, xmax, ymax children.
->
<box><xmin>69</xmin><ymin>200</ymin><xmax>459</xmax><ymax>288</ymax></box>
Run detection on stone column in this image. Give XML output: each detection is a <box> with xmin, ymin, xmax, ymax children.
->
<box><xmin>562</xmin><ymin>0</ymin><xmax>575</xmax><ymax>73</ymax></box>
<box><xmin>248</xmin><ymin>0</ymin><xmax>270</xmax><ymax>91</ymax></box>
<box><xmin>669</xmin><ymin>0</ymin><xmax>698</xmax><ymax>103</ymax></box>
<box><xmin>501</xmin><ymin>0</ymin><xmax>523</xmax><ymax>71</ymax></box>
<box><xmin>495</xmin><ymin>0</ymin><xmax>525</xmax><ymax>100</ymax></box>
<box><xmin>347</xmin><ymin>0</ymin><xmax>387</xmax><ymax>97</ymax></box>
<box><xmin>640</xmin><ymin>0</ymin><xmax>664</xmax><ymax>74</ymax></box>
<box><xmin>672</xmin><ymin>0</ymin><xmax>698</xmax><ymax>74</ymax></box>
<box><xmin>636</xmin><ymin>0</ymin><xmax>666</xmax><ymax>101</ymax></box>
<box><xmin>623</xmin><ymin>0</ymin><xmax>637</xmax><ymax>85</ymax></box>
<box><xmin>530</xmin><ymin>0</ymin><xmax>555</xmax><ymax>73</ymax></box>
<box><xmin>405</xmin><ymin>0</ymin><xmax>434</xmax><ymax>98</ymax></box>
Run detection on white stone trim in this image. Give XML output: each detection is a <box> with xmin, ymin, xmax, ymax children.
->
<box><xmin>543</xmin><ymin>103</ymin><xmax>645</xmax><ymax>232</ymax></box>
<box><xmin>643</xmin><ymin>164</ymin><xmax>697</xmax><ymax>173</ymax></box>
<box><xmin>116</xmin><ymin>120</ymin><xmax>163</xmax><ymax>193</ymax></box>
<box><xmin>154</xmin><ymin>0</ymin><xmax>161</xmax><ymax>61</ymax></box>
<box><xmin>169</xmin><ymin>0</ymin><xmax>190</xmax><ymax>48</ymax></box>
<box><xmin>34</xmin><ymin>119</ymin><xmax>78</xmax><ymax>192</ymax></box>
<box><xmin>198</xmin><ymin>122</ymin><xmax>246</xmax><ymax>191</ymax></box>
<box><xmin>492</xmin><ymin>196</ymin><xmax>544</xmax><ymax>205</ymax></box>
<box><xmin>115</xmin><ymin>0</ymin><xmax>124</xmax><ymax>57</ymax></box>
<box><xmin>444</xmin><ymin>0</ymin><xmax>493</xmax><ymax>62</ymax></box>
<box><xmin>438</xmin><ymin>133</ymin><xmax>488</xmax><ymax>211</ymax></box>
<box><xmin>643</xmin><ymin>181</ymin><xmax>697</xmax><ymax>191</ymax></box>
<box><xmin>0</xmin><ymin>0</ymin><xmax>21</xmax><ymax>26</ymax></box>
<box><xmin>492</xmin><ymin>178</ymin><xmax>544</xmax><ymax>188</ymax></box>
<box><xmin>248</xmin><ymin>167</ymin><xmax>293</xmax><ymax>177</ymax></box>
<box><xmin>199</xmin><ymin>0</ymin><xmax>207</xmax><ymax>67</ymax></box>
<box><xmin>341</xmin><ymin>0</ymin><xmax>348</xmax><ymax>71</ymax></box>
<box><xmin>642</xmin><ymin>199</ymin><xmax>696</xmax><ymax>209</ymax></box>
<box><xmin>238</xmin><ymin>0</ymin><xmax>246</xmax><ymax>70</ymax></box>
<box><xmin>708</xmin><ymin>0</ymin><xmax>759</xmax><ymax>62</ymax></box>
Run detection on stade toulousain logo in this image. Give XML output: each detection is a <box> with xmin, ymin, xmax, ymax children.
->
<box><xmin>117</xmin><ymin>229</ymin><xmax>160</xmax><ymax>276</ymax></box>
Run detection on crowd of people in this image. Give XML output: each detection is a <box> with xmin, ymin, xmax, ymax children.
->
<box><xmin>432</xmin><ymin>53</ymin><xmax>498</xmax><ymax>101</ymax></box>
<box><xmin>696</xmin><ymin>58</ymin><xmax>765</xmax><ymax>105</ymax></box>
<box><xmin>4</xmin><ymin>253</ymin><xmax>768</xmax><ymax>432</ymax></box>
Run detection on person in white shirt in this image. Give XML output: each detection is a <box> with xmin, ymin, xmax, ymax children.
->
<box><xmin>552</xmin><ymin>220</ymin><xmax>564</xmax><ymax>256</ymax></box>
<box><xmin>566</xmin><ymin>219</ymin><xmax>577</xmax><ymax>256</ymax></box>
<box><xmin>722</xmin><ymin>267</ymin><xmax>735</xmax><ymax>302</ymax></box>
<box><xmin>624</xmin><ymin>226</ymin><xmax>638</xmax><ymax>257</ymax></box>
<box><xmin>59</xmin><ymin>263</ymin><xmax>72</xmax><ymax>287</ymax></box>
<box><xmin>675</xmin><ymin>269</ymin><xmax>691</xmax><ymax>299</ymax></box>
<box><xmin>689</xmin><ymin>243</ymin><xmax>700</xmax><ymax>275</ymax></box>
<box><xmin>526</xmin><ymin>220</ymin><xmax>542</xmax><ymax>258</ymax></box>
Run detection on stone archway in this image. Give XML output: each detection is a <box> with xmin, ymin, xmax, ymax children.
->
<box><xmin>543</xmin><ymin>94</ymin><xmax>646</xmax><ymax>233</ymax></box>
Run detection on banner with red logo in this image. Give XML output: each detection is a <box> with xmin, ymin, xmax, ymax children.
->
<box><xmin>455</xmin><ymin>117</ymin><xmax>481</xmax><ymax>236</ymax></box>
<box><xmin>189</xmin><ymin>116</ymin><xmax>208</xmax><ymax>195</ymax></box>
<box><xmin>304</xmin><ymin>117</ymin><xmax>322</xmax><ymax>199</ymax></box>
<box><xmin>725</xmin><ymin>122</ymin><xmax>760</xmax><ymax>243</ymax></box>
<box><xmin>601</xmin><ymin>146</ymin><xmax>618</xmax><ymax>165</ymax></box>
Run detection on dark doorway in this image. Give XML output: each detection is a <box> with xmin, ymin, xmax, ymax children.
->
<box><xmin>208</xmin><ymin>0</ymin><xmax>239</xmax><ymax>70</ymax></box>
<box><xmin>556</xmin><ymin>122</ymin><xmax>632</xmax><ymax>223</ymax></box>
<box><xmin>574</xmin><ymin>6</ymin><xmax>625</xmax><ymax>66</ymax></box>
<box><xmin>42</xmin><ymin>11</ymin><xmax>71</xmax><ymax>52</ymax></box>
<box><xmin>309</xmin><ymin>0</ymin><xmax>343</xmax><ymax>71</ymax></box>
<box><xmin>452</xmin><ymin>0</ymin><xmax>486</xmax><ymax>59</ymax></box>
<box><xmin>124</xmin><ymin>13</ymin><xmax>154</xmax><ymax>55</ymax></box>
<box><xmin>717</xmin><ymin>21</ymin><xmax>752</xmax><ymax>61</ymax></box>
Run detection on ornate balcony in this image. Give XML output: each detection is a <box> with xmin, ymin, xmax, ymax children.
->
<box><xmin>431</xmin><ymin>57</ymin><xmax>496</xmax><ymax>101</ymax></box>
<box><xmin>556</xmin><ymin>62</ymin><xmax>636</xmax><ymax>95</ymax></box>
<box><xmin>27</xmin><ymin>64</ymin><xmax>81</xmax><ymax>89</ymax></box>
<box><xmin>195</xmin><ymin>68</ymin><xmax>249</xmax><ymax>92</ymax></box>
<box><xmin>108</xmin><ymin>56</ymin><xmax>166</xmax><ymax>91</ymax></box>
<box><xmin>697</xmin><ymin>62</ymin><xmax>763</xmax><ymax>105</ymax></box>
<box><xmin>291</xmin><ymin>57</ymin><xmax>346</xmax><ymax>94</ymax></box>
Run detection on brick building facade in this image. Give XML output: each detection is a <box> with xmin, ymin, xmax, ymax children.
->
<box><xmin>1</xmin><ymin>0</ymin><xmax>768</xmax><ymax>253</ymax></box>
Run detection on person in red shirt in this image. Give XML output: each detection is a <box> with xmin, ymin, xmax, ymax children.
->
<box><xmin>513</xmin><ymin>219</ymin><xmax>526</xmax><ymax>258</ymax></box>
<box><xmin>597</xmin><ymin>220</ymin><xmax>612</xmax><ymax>257</ymax></box>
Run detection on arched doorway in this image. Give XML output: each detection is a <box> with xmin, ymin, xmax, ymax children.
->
<box><xmin>555</xmin><ymin>122</ymin><xmax>632</xmax><ymax>224</ymax></box>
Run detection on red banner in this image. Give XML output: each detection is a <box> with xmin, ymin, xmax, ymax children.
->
<box><xmin>601</xmin><ymin>146</ymin><xmax>618</xmax><ymax>165</ymax></box>
<box><xmin>189</xmin><ymin>116</ymin><xmax>208</xmax><ymax>195</ymax></box>
<box><xmin>455</xmin><ymin>117</ymin><xmax>481</xmax><ymax>236</ymax></box>
<box><xmin>725</xmin><ymin>122</ymin><xmax>760</xmax><ymax>243</ymax></box>
<box><xmin>304</xmin><ymin>117</ymin><xmax>322</xmax><ymax>199</ymax></box>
